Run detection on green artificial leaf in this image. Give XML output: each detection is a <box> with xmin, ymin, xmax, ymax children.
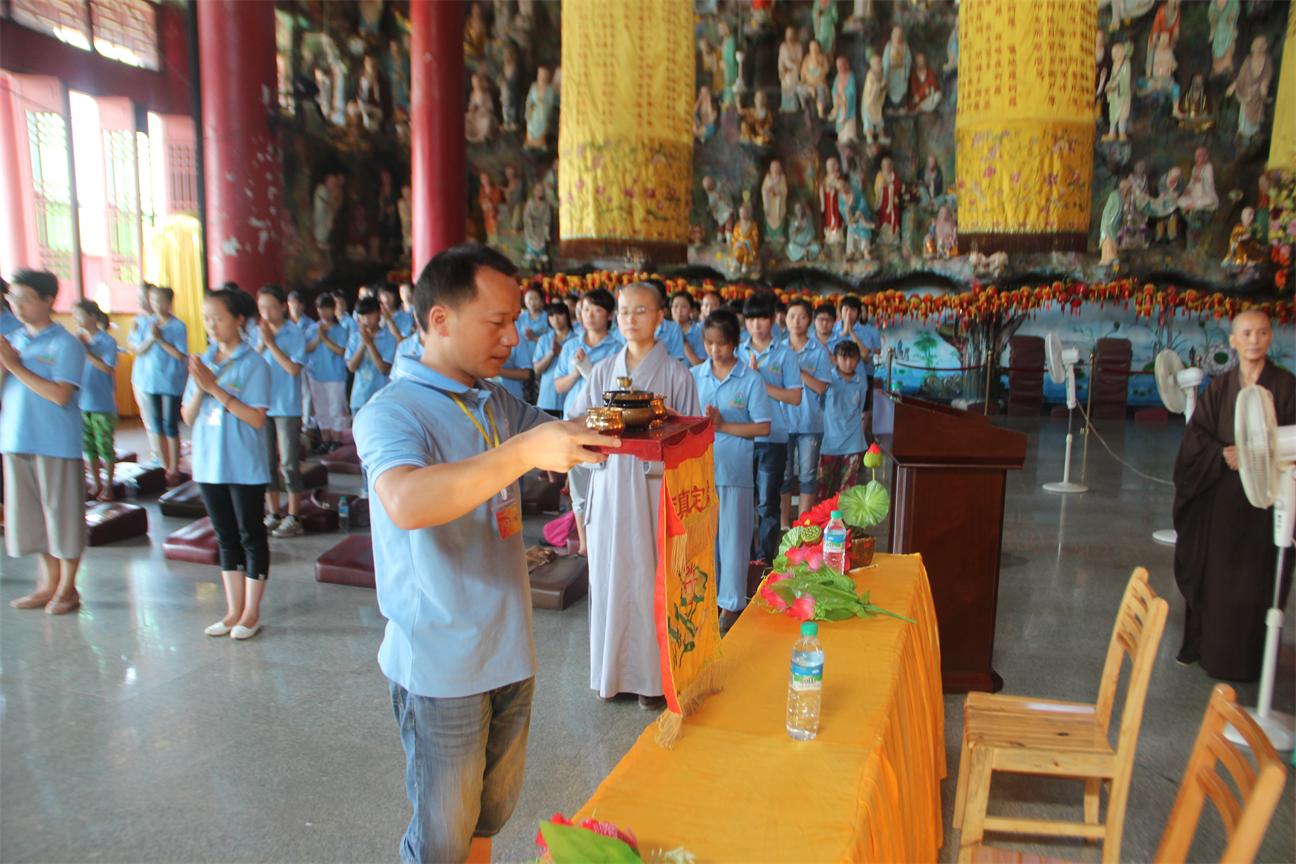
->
<box><xmin>538</xmin><ymin>821</ymin><xmax>642</xmax><ymax>863</ymax></box>
<box><xmin>838</xmin><ymin>481</ymin><xmax>890</xmax><ymax>530</ymax></box>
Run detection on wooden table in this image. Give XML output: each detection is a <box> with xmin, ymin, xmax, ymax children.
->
<box><xmin>574</xmin><ymin>554</ymin><xmax>946</xmax><ymax>862</ymax></box>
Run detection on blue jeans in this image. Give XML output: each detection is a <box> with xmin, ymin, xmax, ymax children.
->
<box><xmin>783</xmin><ymin>434</ymin><xmax>822</xmax><ymax>494</ymax></box>
<box><xmin>144</xmin><ymin>392</ymin><xmax>181</xmax><ymax>437</ymax></box>
<box><xmin>389</xmin><ymin>677</ymin><xmax>534</xmax><ymax>864</ymax></box>
<box><xmin>753</xmin><ymin>442</ymin><xmax>787</xmax><ymax>562</ymax></box>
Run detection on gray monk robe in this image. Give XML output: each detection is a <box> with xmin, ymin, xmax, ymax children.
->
<box><xmin>568</xmin><ymin>342</ymin><xmax>701</xmax><ymax>699</ymax></box>
<box><xmin>1173</xmin><ymin>360</ymin><xmax>1295</xmax><ymax>681</ymax></box>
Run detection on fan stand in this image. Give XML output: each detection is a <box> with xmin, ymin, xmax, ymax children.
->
<box><xmin>1043</xmin><ymin>401</ymin><xmax>1088</xmax><ymax>494</ymax></box>
<box><xmin>1225</xmin><ymin>467</ymin><xmax>1296</xmax><ymax>752</ymax></box>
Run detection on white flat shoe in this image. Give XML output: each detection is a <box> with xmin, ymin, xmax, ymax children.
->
<box><xmin>231</xmin><ymin>623</ymin><xmax>261</xmax><ymax>640</ymax></box>
<box><xmin>204</xmin><ymin>621</ymin><xmax>232</xmax><ymax>637</ymax></box>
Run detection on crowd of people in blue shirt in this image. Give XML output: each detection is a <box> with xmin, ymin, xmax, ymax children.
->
<box><xmin>0</xmin><ymin>262</ymin><xmax>882</xmax><ymax>632</ymax></box>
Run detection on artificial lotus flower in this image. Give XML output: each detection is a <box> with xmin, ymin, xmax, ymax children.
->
<box><xmin>789</xmin><ymin>595</ymin><xmax>816</xmax><ymax>621</ymax></box>
<box><xmin>760</xmin><ymin>584</ymin><xmax>789</xmax><ymax>611</ymax></box>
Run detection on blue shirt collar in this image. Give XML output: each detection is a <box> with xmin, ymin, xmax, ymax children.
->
<box><xmin>390</xmin><ymin>354</ymin><xmax>493</xmax><ymax>404</ymax></box>
<box><xmin>205</xmin><ymin>341</ymin><xmax>252</xmax><ymax>364</ymax></box>
<box><xmin>700</xmin><ymin>358</ymin><xmax>747</xmax><ymax>384</ymax></box>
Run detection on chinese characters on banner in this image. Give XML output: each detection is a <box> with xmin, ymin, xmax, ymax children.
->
<box><xmin>653</xmin><ymin>419</ymin><xmax>721</xmax><ymax>746</ymax></box>
<box><xmin>559</xmin><ymin>0</ymin><xmax>693</xmax><ymax>255</ymax></box>
<box><xmin>956</xmin><ymin>0</ymin><xmax>1096</xmax><ymax>237</ymax></box>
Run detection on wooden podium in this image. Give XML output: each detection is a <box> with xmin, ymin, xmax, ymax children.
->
<box><xmin>873</xmin><ymin>393</ymin><xmax>1026</xmax><ymax>693</ymax></box>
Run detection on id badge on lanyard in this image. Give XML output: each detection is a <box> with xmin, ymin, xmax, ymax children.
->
<box><xmin>452</xmin><ymin>394</ymin><xmax>522</xmax><ymax>540</ymax></box>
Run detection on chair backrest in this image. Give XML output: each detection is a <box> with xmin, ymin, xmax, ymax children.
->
<box><xmin>1092</xmin><ymin>568</ymin><xmax>1168</xmax><ymax>749</ymax></box>
<box><xmin>1154</xmin><ymin>685</ymin><xmax>1287</xmax><ymax>864</ymax></box>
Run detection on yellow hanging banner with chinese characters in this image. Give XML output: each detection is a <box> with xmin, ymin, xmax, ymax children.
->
<box><xmin>559</xmin><ymin>0</ymin><xmax>693</xmax><ymax>262</ymax></box>
<box><xmin>653</xmin><ymin>419</ymin><xmax>722</xmax><ymax>747</ymax></box>
<box><xmin>1267</xmin><ymin>2</ymin><xmax>1296</xmax><ymax>172</ymax></box>
<box><xmin>955</xmin><ymin>0</ymin><xmax>1096</xmax><ymax>250</ymax></box>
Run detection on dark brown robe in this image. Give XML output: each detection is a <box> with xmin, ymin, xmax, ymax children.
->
<box><xmin>1173</xmin><ymin>360</ymin><xmax>1295</xmax><ymax>681</ymax></box>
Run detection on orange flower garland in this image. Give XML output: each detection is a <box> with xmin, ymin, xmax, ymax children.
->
<box><xmin>523</xmin><ymin>273</ymin><xmax>1296</xmax><ymax>326</ymax></box>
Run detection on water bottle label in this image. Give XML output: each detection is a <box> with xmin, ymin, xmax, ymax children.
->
<box><xmin>823</xmin><ymin>528</ymin><xmax>847</xmax><ymax>549</ymax></box>
<box><xmin>790</xmin><ymin>661</ymin><xmax>823</xmax><ymax>691</ymax></box>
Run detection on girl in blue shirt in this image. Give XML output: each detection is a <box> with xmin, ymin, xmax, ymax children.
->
<box><xmin>346</xmin><ymin>297</ymin><xmax>396</xmax><ymax>411</ymax></box>
<box><xmin>130</xmin><ymin>285</ymin><xmax>188</xmax><ymax>485</ymax></box>
<box><xmin>781</xmin><ymin>298</ymin><xmax>833</xmax><ymax>524</ymax></box>
<box><xmin>182</xmin><ymin>287</ymin><xmax>273</xmax><ymax>640</ymax></box>
<box><xmin>691</xmin><ymin>309</ymin><xmax>772</xmax><ymax>632</ymax></box>
<box><xmin>1</xmin><ymin>269</ymin><xmax>87</xmax><ymax>614</ymax></box>
<box><xmin>811</xmin><ymin>340</ymin><xmax>870</xmax><ymax>499</ymax></box>
<box><xmin>255</xmin><ymin>286</ymin><xmax>308</xmax><ymax>538</ymax></box>
<box><xmin>532</xmin><ymin>301</ymin><xmax>575</xmax><ymax>415</ymax></box>
<box><xmin>0</xmin><ymin>277</ymin><xmax>21</xmax><ymax>336</ymax></box>
<box><xmin>517</xmin><ymin>284</ymin><xmax>550</xmax><ymax>348</ymax></box>
<box><xmin>670</xmin><ymin>291</ymin><xmax>705</xmax><ymax>366</ymax></box>
<box><xmin>303</xmin><ymin>293</ymin><xmax>350</xmax><ymax>451</ymax></box>
<box><xmin>74</xmin><ymin>300</ymin><xmax>120</xmax><ymax>501</ymax></box>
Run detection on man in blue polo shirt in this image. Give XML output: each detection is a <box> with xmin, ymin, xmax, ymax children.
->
<box><xmin>354</xmin><ymin>244</ymin><xmax>614</xmax><ymax>864</ymax></box>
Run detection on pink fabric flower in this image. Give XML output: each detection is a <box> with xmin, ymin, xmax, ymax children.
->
<box><xmin>790</xmin><ymin>595</ymin><xmax>816</xmax><ymax>621</ymax></box>
<box><xmin>760</xmin><ymin>585</ymin><xmax>789</xmax><ymax>612</ymax></box>
<box><xmin>766</xmin><ymin>571</ymin><xmax>790</xmax><ymax>585</ymax></box>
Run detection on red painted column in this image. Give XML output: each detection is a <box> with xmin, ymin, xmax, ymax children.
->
<box><xmin>197</xmin><ymin>0</ymin><xmax>283</xmax><ymax>292</ymax></box>
<box><xmin>410</xmin><ymin>0</ymin><xmax>467</xmax><ymax>272</ymax></box>
<box><xmin>0</xmin><ymin>73</ymin><xmax>31</xmax><ymax>276</ymax></box>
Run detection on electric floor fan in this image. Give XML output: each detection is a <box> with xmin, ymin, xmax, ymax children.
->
<box><xmin>1230</xmin><ymin>384</ymin><xmax>1296</xmax><ymax>751</ymax></box>
<box><xmin>1151</xmin><ymin>350</ymin><xmax>1203</xmax><ymax>545</ymax></box>
<box><xmin>1042</xmin><ymin>332</ymin><xmax>1087</xmax><ymax>494</ymax></box>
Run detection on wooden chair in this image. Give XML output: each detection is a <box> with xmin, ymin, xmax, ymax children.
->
<box><xmin>954</xmin><ymin>567</ymin><xmax>1169</xmax><ymax>864</ymax></box>
<box><xmin>961</xmin><ymin>685</ymin><xmax>1288</xmax><ymax>864</ymax></box>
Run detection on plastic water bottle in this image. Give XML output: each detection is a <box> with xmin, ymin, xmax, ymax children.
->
<box><xmin>338</xmin><ymin>495</ymin><xmax>351</xmax><ymax>532</ymax></box>
<box><xmin>787</xmin><ymin>621</ymin><xmax>824</xmax><ymax>741</ymax></box>
<box><xmin>822</xmin><ymin>510</ymin><xmax>848</xmax><ymax>574</ymax></box>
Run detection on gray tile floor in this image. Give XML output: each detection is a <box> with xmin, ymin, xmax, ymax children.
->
<box><xmin>1</xmin><ymin>417</ymin><xmax>1292</xmax><ymax>863</ymax></box>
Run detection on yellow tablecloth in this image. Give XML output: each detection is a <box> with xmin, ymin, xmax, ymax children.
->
<box><xmin>574</xmin><ymin>553</ymin><xmax>946</xmax><ymax>862</ymax></box>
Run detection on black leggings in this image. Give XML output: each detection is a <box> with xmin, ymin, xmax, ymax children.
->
<box><xmin>198</xmin><ymin>482</ymin><xmax>270</xmax><ymax>580</ymax></box>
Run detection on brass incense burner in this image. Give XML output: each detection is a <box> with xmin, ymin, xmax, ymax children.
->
<box><xmin>587</xmin><ymin>376</ymin><xmax>668</xmax><ymax>431</ymax></box>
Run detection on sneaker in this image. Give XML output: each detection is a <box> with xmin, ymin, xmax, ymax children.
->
<box><xmin>263</xmin><ymin>512</ymin><xmax>282</xmax><ymax>531</ymax></box>
<box><xmin>272</xmin><ymin>514</ymin><xmax>305</xmax><ymax>538</ymax></box>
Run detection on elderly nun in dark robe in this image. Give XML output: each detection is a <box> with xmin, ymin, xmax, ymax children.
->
<box><xmin>1172</xmin><ymin>309</ymin><xmax>1294</xmax><ymax>681</ymax></box>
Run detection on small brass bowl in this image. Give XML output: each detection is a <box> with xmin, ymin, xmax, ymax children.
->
<box><xmin>586</xmin><ymin>407</ymin><xmax>625</xmax><ymax>434</ymax></box>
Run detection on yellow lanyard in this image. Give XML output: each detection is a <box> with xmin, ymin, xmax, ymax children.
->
<box><xmin>450</xmin><ymin>394</ymin><xmax>501</xmax><ymax>449</ymax></box>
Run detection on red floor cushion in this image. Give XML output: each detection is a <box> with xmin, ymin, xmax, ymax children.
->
<box><xmin>163</xmin><ymin>517</ymin><xmax>220</xmax><ymax>565</ymax></box>
<box><xmin>320</xmin><ymin>443</ymin><xmax>362</xmax><ymax>475</ymax></box>
<box><xmin>530</xmin><ymin>556</ymin><xmax>588</xmax><ymax>610</ymax></box>
<box><xmin>113</xmin><ymin>462</ymin><xmax>167</xmax><ymax>495</ymax></box>
<box><xmin>298</xmin><ymin>499</ymin><xmax>340</xmax><ymax>533</ymax></box>
<box><xmin>158</xmin><ymin>481</ymin><xmax>206</xmax><ymax>519</ymax></box>
<box><xmin>301</xmin><ymin>462</ymin><xmax>328</xmax><ymax>490</ymax></box>
<box><xmin>315</xmin><ymin>535</ymin><xmax>374</xmax><ymax>588</ymax></box>
<box><xmin>86</xmin><ymin>502</ymin><xmax>149</xmax><ymax>546</ymax></box>
<box><xmin>85</xmin><ymin>477</ymin><xmax>128</xmax><ymax>501</ymax></box>
<box><xmin>522</xmin><ymin>473</ymin><xmax>563</xmax><ymax>516</ymax></box>
<box><xmin>310</xmin><ymin>490</ymin><xmax>370</xmax><ymax>528</ymax></box>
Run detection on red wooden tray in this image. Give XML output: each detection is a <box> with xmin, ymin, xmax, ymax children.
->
<box><xmin>586</xmin><ymin>416</ymin><xmax>712</xmax><ymax>461</ymax></box>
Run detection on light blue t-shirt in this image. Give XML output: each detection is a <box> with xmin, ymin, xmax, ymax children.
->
<box><xmin>184</xmin><ymin>343</ymin><xmax>271</xmax><ymax>485</ymax></box>
<box><xmin>516</xmin><ymin>309</ymin><xmax>550</xmax><ymax>344</ymax></box>
<box><xmin>679</xmin><ymin>322</ymin><xmax>705</xmax><ymax>364</ymax></box>
<box><xmin>785</xmin><ymin>336</ymin><xmax>833</xmax><ymax>435</ymax></box>
<box><xmin>691</xmin><ymin>360</ymin><xmax>773</xmax><ymax>488</ymax></box>
<box><xmin>1</xmin><ymin>323</ymin><xmax>85</xmax><ymax>459</ymax></box>
<box><xmin>832</xmin><ymin>321</ymin><xmax>883</xmax><ymax>375</ymax></box>
<box><xmin>821</xmin><ymin>369</ymin><xmax>869</xmax><ymax>456</ymax></box>
<box><xmin>392</xmin><ymin>309</ymin><xmax>416</xmax><ymax>339</ymax></box>
<box><xmin>347</xmin><ymin>328</ymin><xmax>397</xmax><ymax>411</ymax></box>
<box><xmin>335</xmin><ymin>313</ymin><xmax>359</xmax><ymax>354</ymax></box>
<box><xmin>736</xmin><ymin>340</ymin><xmax>800</xmax><ymax>444</ymax></box>
<box><xmin>655</xmin><ymin>319</ymin><xmax>686</xmax><ymax>364</ymax></box>
<box><xmin>534</xmin><ymin>328</ymin><xmax>575</xmax><ymax>412</ymax></box>
<box><xmin>554</xmin><ymin>331</ymin><xmax>621</xmax><ymax>414</ymax></box>
<box><xmin>491</xmin><ymin>337</ymin><xmax>533</xmax><ymax>402</ymax></box>
<box><xmin>254</xmin><ymin>319</ymin><xmax>306</xmax><ymax>417</ymax></box>
<box><xmin>79</xmin><ymin>329</ymin><xmax>119</xmax><ymax>415</ymax></box>
<box><xmin>354</xmin><ymin>357</ymin><xmax>554</xmax><ymax>698</ymax></box>
<box><xmin>0</xmin><ymin>308</ymin><xmax>21</xmax><ymax>337</ymax></box>
<box><xmin>130</xmin><ymin>314</ymin><xmax>188</xmax><ymax>396</ymax></box>
<box><xmin>398</xmin><ymin>331</ymin><xmax>420</xmax><ymax>358</ymax></box>
<box><xmin>302</xmin><ymin>318</ymin><xmax>349</xmax><ymax>382</ymax></box>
